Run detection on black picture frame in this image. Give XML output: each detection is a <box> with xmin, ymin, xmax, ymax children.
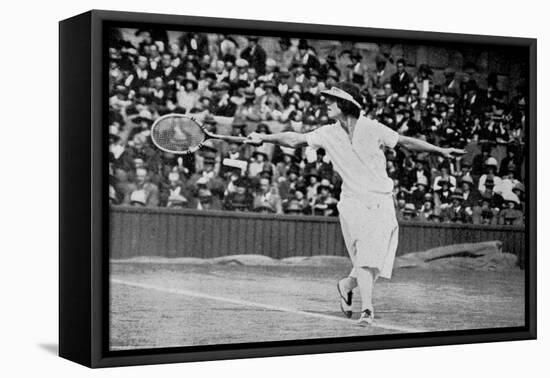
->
<box><xmin>59</xmin><ymin>9</ymin><xmax>537</xmax><ymax>368</ymax></box>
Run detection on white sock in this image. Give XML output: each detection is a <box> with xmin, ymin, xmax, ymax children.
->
<box><xmin>355</xmin><ymin>267</ymin><xmax>377</xmax><ymax>312</ymax></box>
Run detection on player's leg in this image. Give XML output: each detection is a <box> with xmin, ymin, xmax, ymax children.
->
<box><xmin>337</xmin><ymin>268</ymin><xmax>357</xmax><ymax>318</ymax></box>
<box><xmin>337</xmin><ymin>216</ymin><xmax>358</xmax><ymax>318</ymax></box>
<box><xmin>355</xmin><ymin>266</ymin><xmax>379</xmax><ymax>326</ymax></box>
<box><xmin>341</xmin><ymin>268</ymin><xmax>358</xmax><ymax>292</ymax></box>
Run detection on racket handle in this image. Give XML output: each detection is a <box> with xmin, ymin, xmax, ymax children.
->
<box><xmin>215</xmin><ymin>134</ymin><xmax>263</xmax><ymax>146</ymax></box>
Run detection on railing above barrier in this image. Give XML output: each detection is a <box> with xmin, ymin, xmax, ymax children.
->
<box><xmin>109</xmin><ymin>206</ymin><xmax>526</xmax><ymax>266</ymax></box>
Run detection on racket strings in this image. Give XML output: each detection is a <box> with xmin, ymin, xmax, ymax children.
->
<box><xmin>151</xmin><ymin>116</ymin><xmax>205</xmax><ymax>153</ymax></box>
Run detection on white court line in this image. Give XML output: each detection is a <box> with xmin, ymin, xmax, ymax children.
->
<box><xmin>111</xmin><ymin>278</ymin><xmax>426</xmax><ymax>334</ymax></box>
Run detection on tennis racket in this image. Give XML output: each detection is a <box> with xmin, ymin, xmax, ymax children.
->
<box><xmin>150</xmin><ymin>113</ymin><xmax>261</xmax><ymax>154</ymax></box>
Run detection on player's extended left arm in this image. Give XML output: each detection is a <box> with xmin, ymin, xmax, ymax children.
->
<box><xmin>397</xmin><ymin>135</ymin><xmax>465</xmax><ymax>159</ymax></box>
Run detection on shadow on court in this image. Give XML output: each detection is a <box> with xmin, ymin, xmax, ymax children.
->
<box><xmin>110</xmin><ymin>262</ymin><xmax>524</xmax><ymax>350</ymax></box>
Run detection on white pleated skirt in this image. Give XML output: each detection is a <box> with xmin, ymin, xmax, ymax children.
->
<box><xmin>337</xmin><ymin>194</ymin><xmax>399</xmax><ymax>279</ymax></box>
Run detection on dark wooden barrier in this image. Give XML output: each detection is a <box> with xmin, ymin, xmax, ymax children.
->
<box><xmin>110</xmin><ymin>206</ymin><xmax>526</xmax><ymax>265</ymax></box>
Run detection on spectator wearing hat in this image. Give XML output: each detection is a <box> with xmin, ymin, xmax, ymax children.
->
<box><xmin>124</xmin><ymin>167</ymin><xmax>160</xmax><ymax>207</ymax></box>
<box><xmin>223</xmin><ymin>177</ymin><xmax>253</xmax><ymax>212</ymax></box>
<box><xmin>275</xmin><ymin>69</ymin><xmax>292</xmax><ymax>98</ymax></box>
<box><xmin>479</xmin><ymin>197</ymin><xmax>497</xmax><ymax>225</ymax></box>
<box><xmin>434</xmin><ymin>177</ymin><xmax>453</xmax><ymax>214</ymax></box>
<box><xmin>235</xmin><ymin>58</ymin><xmax>250</xmax><ymax>81</ymax></box>
<box><xmin>129</xmin><ymin>190</ymin><xmax>147</xmax><ymax>207</ymax></box>
<box><xmin>196</xmin><ymin>70</ymin><xmax>216</xmax><ymax>98</ymax></box>
<box><xmin>478</xmin><ymin>157</ymin><xmax>503</xmax><ymax>192</ymax></box>
<box><xmin>285</xmin><ymin>198</ymin><xmax>306</xmax><ymax>215</ymax></box>
<box><xmin>234</xmin><ymin>88</ymin><xmax>262</xmax><ymax>123</ymax></box>
<box><xmin>149</xmin><ymin>76</ymin><xmax>167</xmax><ymax>105</ymax></box>
<box><xmin>273</xmin><ymin>145</ymin><xmax>299</xmax><ymax>172</ymax></box>
<box><xmin>498</xmin><ymin>193</ymin><xmax>523</xmax><ymax>226</ymax></box>
<box><xmin>178</xmin><ymin>32</ymin><xmax>209</xmax><ymax>58</ymax></box>
<box><xmin>252</xmin><ymin>177</ymin><xmax>283</xmax><ymax>214</ymax></box>
<box><xmin>479</xmin><ymin>177</ymin><xmax>504</xmax><ymax>223</ymax></box>
<box><xmin>319</xmin><ymin>55</ymin><xmax>339</xmax><ymax>82</ymax></box>
<box><xmin>248</xmin><ymin>150</ymin><xmax>272</xmax><ymax>178</ymax></box>
<box><xmin>218</xmin><ymin>35</ymin><xmax>239</xmax><ymax>57</ymax></box>
<box><xmin>479</xmin><ymin>176</ymin><xmax>504</xmax><ymax>208</ymax></box>
<box><xmin>109</xmin><ymin>85</ymin><xmax>132</xmax><ymax>112</ymax></box>
<box><xmin>311</xmin><ymin>180</ymin><xmax>338</xmax><ymax>216</ymax></box>
<box><xmin>456</xmin><ymin>160</ymin><xmax>474</xmax><ymax>187</ymax></box>
<box><xmin>459</xmin><ymin>176</ymin><xmax>483</xmax><ymax>224</ymax></box>
<box><xmin>346</xmin><ymin>51</ymin><xmax>366</xmax><ymax>86</ymax></box>
<box><xmin>499</xmin><ymin>147</ymin><xmax>521</xmax><ymax>177</ymax></box>
<box><xmin>368</xmin><ymin>55</ymin><xmax>394</xmax><ymax>94</ymax></box>
<box><xmin>229</xmin><ymin>117</ymin><xmax>249</xmax><ymax>139</ymax></box>
<box><xmin>292</xmin><ymin>189</ymin><xmax>311</xmax><ymax>214</ymax></box>
<box><xmin>259</xmin><ymin>82</ymin><xmax>284</xmax><ymax>121</ymax></box>
<box><xmin>433</xmin><ymin>165</ymin><xmax>457</xmax><ymax>191</ymax></box>
<box><xmin>445</xmin><ymin>189</ymin><xmax>467</xmax><ymax>223</ymax></box>
<box><xmin>418</xmin><ymin>193</ymin><xmax>435</xmax><ymax>221</ymax></box>
<box><xmin>304</xmin><ymin>167</ymin><xmax>322</xmax><ymax>202</ymax></box>
<box><xmin>414</xmin><ymin>64</ymin><xmax>433</xmax><ymax>99</ymax></box>
<box><xmin>304</xmin><ymin>148</ymin><xmax>333</xmax><ymax>180</ymax></box>
<box><xmin>133</xmin><ymin>29</ymin><xmax>153</xmax><ymax>55</ymax></box>
<box><xmin>512</xmin><ymin>182</ymin><xmax>525</xmax><ymax>209</ymax></box>
<box><xmin>297</xmin><ymin>39</ymin><xmax>321</xmax><ymax>76</ymax></box>
<box><xmin>496</xmin><ymin>168</ymin><xmax>521</xmax><ymax>200</ymax></box>
<box><xmin>221</xmin><ymin>53</ymin><xmax>239</xmax><ymax>82</ymax></box>
<box><xmin>166</xmin><ymin>192</ymin><xmax>188</xmax><ymax>209</ymax></box>
<box><xmin>258</xmin><ymin>58</ymin><xmax>278</xmax><ymax>83</ymax></box>
<box><xmin>390</xmin><ymin>58</ymin><xmax>412</xmax><ymax>96</ymax></box>
<box><xmin>210</xmin><ymin>81</ymin><xmax>236</xmax><ymax>117</ymax></box>
<box><xmin>240</xmin><ymin>36</ymin><xmax>267</xmax><ymax>75</ymax></box>
<box><xmin>129</xmin><ymin>108</ymin><xmax>155</xmax><ymax>131</ymax></box>
<box><xmin>462</xmin><ymin>79</ymin><xmax>486</xmax><ymax>117</ymax></box>
<box><xmin>289</xmin><ymin>60</ymin><xmax>308</xmax><ymax>87</ymax></box>
<box><xmin>161</xmin><ymin>170</ymin><xmax>191</xmax><ymax>208</ymax></box>
<box><xmin>176</xmin><ymin>77</ymin><xmax>200</xmax><ymax>112</ymax></box>
<box><xmin>410</xmin><ymin>176</ymin><xmax>430</xmax><ymax>209</ymax></box>
<box><xmin>277</xmin><ymin>163</ymin><xmax>304</xmax><ymax>200</ymax></box>
<box><xmin>161</xmin><ymin>98</ymin><xmax>187</xmax><ymax>116</ymax></box>
<box><xmin>405</xmin><ymin>155</ymin><xmax>431</xmax><ymax>191</ymax></box>
<box><xmin>399</xmin><ymin>203</ymin><xmax>418</xmax><ymax>222</ymax></box>
<box><xmin>222</xmin><ymin>139</ymin><xmax>247</xmax><ymax>164</ymax></box>
<box><xmin>189</xmin><ymin>185</ymin><xmax>222</xmax><ymax>211</ymax></box>
<box><xmin>303</xmin><ymin>70</ymin><xmax>325</xmax><ymax>103</ymax></box>
<box><xmin>125</xmin><ymin>55</ymin><xmax>151</xmax><ymax>90</ymax></box>
<box><xmin>144</xmin><ymin>43</ymin><xmax>162</xmax><ymax>73</ymax></box>
<box><xmin>442</xmin><ymin>68</ymin><xmax>461</xmax><ymax>98</ymax></box>
<box><xmin>221</xmin><ymin>165</ymin><xmax>243</xmax><ymax>195</ymax></box>
<box><xmin>157</xmin><ymin>52</ymin><xmax>180</xmax><ymax>85</ymax></box>
<box><xmin>371</xmin><ymin>89</ymin><xmax>391</xmax><ymax>119</ymax></box>
<box><xmin>252</xmin><ymin>123</ymin><xmax>276</xmax><ymax>160</ymax></box>
<box><xmin>190</xmin><ymin>153</ymin><xmax>224</xmax><ymax>192</ymax></box>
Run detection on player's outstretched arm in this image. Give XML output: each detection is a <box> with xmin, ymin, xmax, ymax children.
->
<box><xmin>397</xmin><ymin>135</ymin><xmax>465</xmax><ymax>159</ymax></box>
<box><xmin>247</xmin><ymin>132</ymin><xmax>308</xmax><ymax>148</ymax></box>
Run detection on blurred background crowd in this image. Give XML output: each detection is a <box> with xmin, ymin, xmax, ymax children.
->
<box><xmin>108</xmin><ymin>27</ymin><xmax>527</xmax><ymax>226</ymax></box>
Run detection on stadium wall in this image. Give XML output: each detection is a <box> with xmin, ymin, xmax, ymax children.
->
<box><xmin>109</xmin><ymin>206</ymin><xmax>526</xmax><ymax>266</ymax></box>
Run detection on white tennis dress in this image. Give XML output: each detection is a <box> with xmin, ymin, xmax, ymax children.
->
<box><xmin>305</xmin><ymin>116</ymin><xmax>399</xmax><ymax>278</ymax></box>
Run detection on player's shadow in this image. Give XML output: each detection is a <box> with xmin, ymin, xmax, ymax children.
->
<box><xmin>38</xmin><ymin>343</ymin><xmax>58</xmax><ymax>355</ymax></box>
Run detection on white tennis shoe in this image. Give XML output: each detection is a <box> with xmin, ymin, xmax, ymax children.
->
<box><xmin>337</xmin><ymin>279</ymin><xmax>353</xmax><ymax>318</ymax></box>
<box><xmin>357</xmin><ymin>309</ymin><xmax>374</xmax><ymax>326</ymax></box>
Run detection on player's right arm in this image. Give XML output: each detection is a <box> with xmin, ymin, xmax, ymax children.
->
<box><xmin>247</xmin><ymin>132</ymin><xmax>308</xmax><ymax>148</ymax></box>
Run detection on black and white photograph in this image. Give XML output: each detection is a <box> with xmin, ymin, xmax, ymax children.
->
<box><xmin>106</xmin><ymin>23</ymin><xmax>530</xmax><ymax>351</ymax></box>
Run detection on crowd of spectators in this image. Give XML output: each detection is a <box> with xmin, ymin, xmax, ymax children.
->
<box><xmin>108</xmin><ymin>28</ymin><xmax>527</xmax><ymax>226</ymax></box>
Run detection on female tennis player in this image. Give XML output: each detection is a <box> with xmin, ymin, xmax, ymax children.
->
<box><xmin>247</xmin><ymin>82</ymin><xmax>464</xmax><ymax>326</ymax></box>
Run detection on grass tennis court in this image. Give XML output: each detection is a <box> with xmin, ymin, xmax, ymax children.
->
<box><xmin>110</xmin><ymin>260</ymin><xmax>525</xmax><ymax>350</ymax></box>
